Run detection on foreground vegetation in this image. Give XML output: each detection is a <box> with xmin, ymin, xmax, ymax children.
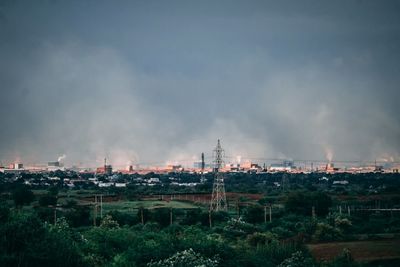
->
<box><xmin>1</xmin><ymin>172</ymin><xmax>400</xmax><ymax>266</ymax></box>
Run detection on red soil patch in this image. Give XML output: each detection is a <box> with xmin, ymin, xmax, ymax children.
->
<box><xmin>308</xmin><ymin>239</ymin><xmax>400</xmax><ymax>262</ymax></box>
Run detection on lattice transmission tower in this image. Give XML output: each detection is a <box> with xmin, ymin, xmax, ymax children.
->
<box><xmin>210</xmin><ymin>139</ymin><xmax>227</xmax><ymax>211</ymax></box>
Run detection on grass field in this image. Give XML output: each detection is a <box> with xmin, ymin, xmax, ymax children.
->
<box><xmin>308</xmin><ymin>239</ymin><xmax>400</xmax><ymax>262</ymax></box>
<box><xmin>97</xmin><ymin>200</ymin><xmax>201</xmax><ymax>213</ymax></box>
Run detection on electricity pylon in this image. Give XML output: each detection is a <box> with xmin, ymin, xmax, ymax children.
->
<box><xmin>210</xmin><ymin>139</ymin><xmax>227</xmax><ymax>211</ymax></box>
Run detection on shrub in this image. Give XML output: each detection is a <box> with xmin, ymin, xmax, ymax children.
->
<box><xmin>147</xmin><ymin>248</ymin><xmax>218</xmax><ymax>267</ymax></box>
<box><xmin>313</xmin><ymin>223</ymin><xmax>343</xmax><ymax>242</ymax></box>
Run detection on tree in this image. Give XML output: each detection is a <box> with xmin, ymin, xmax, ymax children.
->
<box><xmin>65</xmin><ymin>206</ymin><xmax>91</xmax><ymax>227</ymax></box>
<box><xmin>147</xmin><ymin>248</ymin><xmax>218</xmax><ymax>267</ymax></box>
<box><xmin>285</xmin><ymin>191</ymin><xmax>308</xmax><ymax>215</ymax></box>
<box><xmin>151</xmin><ymin>208</ymin><xmax>171</xmax><ymax>227</ymax></box>
<box><xmin>278</xmin><ymin>251</ymin><xmax>315</xmax><ymax>267</ymax></box>
<box><xmin>108</xmin><ymin>210</ymin><xmax>138</xmax><ymax>226</ymax></box>
<box><xmin>137</xmin><ymin>207</ymin><xmax>150</xmax><ymax>224</ymax></box>
<box><xmin>285</xmin><ymin>191</ymin><xmax>332</xmax><ymax>216</ymax></box>
<box><xmin>100</xmin><ymin>215</ymin><xmax>120</xmax><ymax>228</ymax></box>
<box><xmin>312</xmin><ymin>192</ymin><xmax>332</xmax><ymax>216</ymax></box>
<box><xmin>12</xmin><ymin>186</ymin><xmax>35</xmax><ymax>207</ymax></box>
<box><xmin>39</xmin><ymin>194</ymin><xmax>57</xmax><ymax>207</ymax></box>
<box><xmin>312</xmin><ymin>223</ymin><xmax>343</xmax><ymax>242</ymax></box>
<box><xmin>0</xmin><ymin>202</ymin><xmax>10</xmax><ymax>222</ymax></box>
<box><xmin>243</xmin><ymin>205</ymin><xmax>264</xmax><ymax>224</ymax></box>
<box><xmin>0</xmin><ymin>212</ymin><xmax>83</xmax><ymax>267</ymax></box>
<box><xmin>181</xmin><ymin>208</ymin><xmax>202</xmax><ymax>225</ymax></box>
<box><xmin>247</xmin><ymin>232</ymin><xmax>278</xmax><ymax>247</ymax></box>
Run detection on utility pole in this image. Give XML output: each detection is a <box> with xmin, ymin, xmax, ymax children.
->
<box><xmin>269</xmin><ymin>205</ymin><xmax>272</xmax><ymax>222</ymax></box>
<box><xmin>209</xmin><ymin>209</ymin><xmax>212</xmax><ymax>228</ymax></box>
<box><xmin>281</xmin><ymin>173</ymin><xmax>289</xmax><ymax>191</ymax></box>
<box><xmin>201</xmin><ymin>152</ymin><xmax>205</xmax><ymax>172</ymax></box>
<box><xmin>100</xmin><ymin>195</ymin><xmax>103</xmax><ymax>218</ymax></box>
<box><xmin>210</xmin><ymin>139</ymin><xmax>227</xmax><ymax>212</ymax></box>
<box><xmin>93</xmin><ymin>195</ymin><xmax>98</xmax><ymax>226</ymax></box>
<box><xmin>264</xmin><ymin>206</ymin><xmax>267</xmax><ymax>223</ymax></box>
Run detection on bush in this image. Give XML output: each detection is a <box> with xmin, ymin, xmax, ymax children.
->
<box><xmin>39</xmin><ymin>194</ymin><xmax>57</xmax><ymax>206</ymax></box>
<box><xmin>108</xmin><ymin>210</ymin><xmax>138</xmax><ymax>226</ymax></box>
<box><xmin>12</xmin><ymin>186</ymin><xmax>34</xmax><ymax>207</ymax></box>
<box><xmin>278</xmin><ymin>251</ymin><xmax>315</xmax><ymax>267</ymax></box>
<box><xmin>247</xmin><ymin>232</ymin><xmax>278</xmax><ymax>247</ymax></box>
<box><xmin>147</xmin><ymin>248</ymin><xmax>218</xmax><ymax>267</ymax></box>
<box><xmin>243</xmin><ymin>205</ymin><xmax>265</xmax><ymax>224</ymax></box>
<box><xmin>285</xmin><ymin>191</ymin><xmax>332</xmax><ymax>217</ymax></box>
<box><xmin>313</xmin><ymin>223</ymin><xmax>343</xmax><ymax>242</ymax></box>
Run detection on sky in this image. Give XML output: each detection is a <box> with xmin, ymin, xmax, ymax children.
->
<box><xmin>1</xmin><ymin>0</ymin><xmax>400</xmax><ymax>167</ymax></box>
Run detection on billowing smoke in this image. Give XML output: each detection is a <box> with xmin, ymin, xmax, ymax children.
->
<box><xmin>57</xmin><ymin>154</ymin><xmax>66</xmax><ymax>162</ymax></box>
<box><xmin>0</xmin><ymin>1</ymin><xmax>399</xmax><ymax>166</ymax></box>
<box><xmin>324</xmin><ymin>147</ymin><xmax>334</xmax><ymax>163</ymax></box>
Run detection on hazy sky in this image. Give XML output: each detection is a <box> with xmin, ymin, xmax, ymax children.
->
<box><xmin>1</xmin><ymin>0</ymin><xmax>400</xmax><ymax>167</ymax></box>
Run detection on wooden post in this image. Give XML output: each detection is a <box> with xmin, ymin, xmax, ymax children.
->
<box><xmin>347</xmin><ymin>206</ymin><xmax>351</xmax><ymax>217</ymax></box>
<box><xmin>141</xmin><ymin>208</ymin><xmax>144</xmax><ymax>225</ymax></box>
<box><xmin>209</xmin><ymin>210</ymin><xmax>212</xmax><ymax>228</ymax></box>
<box><xmin>170</xmin><ymin>208</ymin><xmax>173</xmax><ymax>225</ymax></box>
<box><xmin>339</xmin><ymin>205</ymin><xmax>342</xmax><ymax>215</ymax></box>
<box><xmin>264</xmin><ymin>205</ymin><xmax>267</xmax><ymax>223</ymax></box>
<box><xmin>93</xmin><ymin>195</ymin><xmax>97</xmax><ymax>226</ymax></box>
<box><xmin>100</xmin><ymin>195</ymin><xmax>103</xmax><ymax>218</ymax></box>
<box><xmin>93</xmin><ymin>205</ymin><xmax>96</xmax><ymax>226</ymax></box>
<box><xmin>269</xmin><ymin>205</ymin><xmax>272</xmax><ymax>222</ymax></box>
<box><xmin>312</xmin><ymin>206</ymin><xmax>316</xmax><ymax>219</ymax></box>
<box><xmin>54</xmin><ymin>208</ymin><xmax>57</xmax><ymax>225</ymax></box>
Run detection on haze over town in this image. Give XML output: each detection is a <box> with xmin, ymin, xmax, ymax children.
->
<box><xmin>1</xmin><ymin>1</ymin><xmax>400</xmax><ymax>167</ymax></box>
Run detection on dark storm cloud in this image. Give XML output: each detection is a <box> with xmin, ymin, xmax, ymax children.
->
<box><xmin>0</xmin><ymin>0</ymin><xmax>399</xmax><ymax>167</ymax></box>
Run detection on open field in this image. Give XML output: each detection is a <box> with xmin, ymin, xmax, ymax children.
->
<box><xmin>308</xmin><ymin>239</ymin><xmax>400</xmax><ymax>262</ymax></box>
<box><xmin>99</xmin><ymin>200</ymin><xmax>201</xmax><ymax>212</ymax></box>
<box><xmin>77</xmin><ymin>199</ymin><xmax>202</xmax><ymax>214</ymax></box>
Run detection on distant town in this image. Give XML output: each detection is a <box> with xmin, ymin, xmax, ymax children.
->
<box><xmin>2</xmin><ymin>154</ymin><xmax>399</xmax><ymax>175</ymax></box>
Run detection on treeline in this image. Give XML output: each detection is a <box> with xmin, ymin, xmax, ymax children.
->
<box><xmin>2</xmin><ymin>171</ymin><xmax>400</xmax><ymax>196</ymax></box>
<box><xmin>1</xmin><ymin>204</ymin><xmax>366</xmax><ymax>267</ymax></box>
<box><xmin>2</xmin><ymin>185</ymin><xmax>400</xmax><ymax>266</ymax></box>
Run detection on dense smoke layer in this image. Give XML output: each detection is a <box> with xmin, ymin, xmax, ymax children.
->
<box><xmin>0</xmin><ymin>1</ymin><xmax>399</xmax><ymax>167</ymax></box>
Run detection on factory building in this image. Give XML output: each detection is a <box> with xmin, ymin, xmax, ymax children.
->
<box><xmin>269</xmin><ymin>160</ymin><xmax>295</xmax><ymax>172</ymax></box>
<box><xmin>47</xmin><ymin>161</ymin><xmax>65</xmax><ymax>171</ymax></box>
<box><xmin>0</xmin><ymin>162</ymin><xmax>25</xmax><ymax>173</ymax></box>
<box><xmin>325</xmin><ymin>162</ymin><xmax>339</xmax><ymax>173</ymax></box>
<box><xmin>96</xmin><ymin>158</ymin><xmax>112</xmax><ymax>175</ymax></box>
<box><xmin>166</xmin><ymin>165</ymin><xmax>183</xmax><ymax>172</ymax></box>
<box><xmin>96</xmin><ymin>165</ymin><xmax>112</xmax><ymax>175</ymax></box>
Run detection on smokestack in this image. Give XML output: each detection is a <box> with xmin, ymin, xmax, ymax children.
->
<box><xmin>201</xmin><ymin>153</ymin><xmax>205</xmax><ymax>171</ymax></box>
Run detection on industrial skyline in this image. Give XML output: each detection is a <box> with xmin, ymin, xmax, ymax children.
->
<box><xmin>1</xmin><ymin>140</ymin><xmax>399</xmax><ymax>174</ymax></box>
